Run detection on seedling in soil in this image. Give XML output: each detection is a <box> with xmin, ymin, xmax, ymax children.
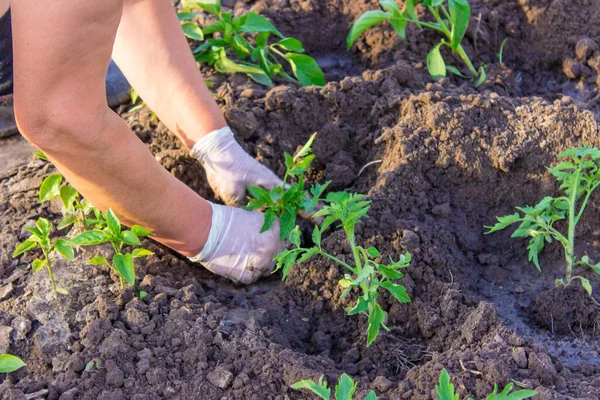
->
<box><xmin>244</xmin><ymin>132</ymin><xmax>329</xmax><ymax>241</ymax></box>
<box><xmin>275</xmin><ymin>192</ymin><xmax>412</xmax><ymax>346</ymax></box>
<box><xmin>486</xmin><ymin>146</ymin><xmax>600</xmax><ymax>295</ymax></box>
<box><xmin>38</xmin><ymin>174</ymin><xmax>105</xmax><ymax>231</ymax></box>
<box><xmin>180</xmin><ymin>0</ymin><xmax>324</xmax><ymax>86</ymax></box>
<box><xmin>348</xmin><ymin>0</ymin><xmax>486</xmax><ymax>86</ymax></box>
<box><xmin>292</xmin><ymin>373</ymin><xmax>377</xmax><ymax>400</ymax></box>
<box><xmin>69</xmin><ymin>208</ymin><xmax>154</xmax><ymax>288</ymax></box>
<box><xmin>436</xmin><ymin>369</ymin><xmax>537</xmax><ymax>400</ymax></box>
<box><xmin>0</xmin><ymin>354</ymin><xmax>26</xmax><ymax>373</ymax></box>
<box><xmin>13</xmin><ymin>218</ymin><xmax>74</xmax><ymax>295</ymax></box>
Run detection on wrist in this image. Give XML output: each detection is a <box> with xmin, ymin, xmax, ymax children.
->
<box><xmin>189</xmin><ymin>126</ymin><xmax>235</xmax><ymax>164</ymax></box>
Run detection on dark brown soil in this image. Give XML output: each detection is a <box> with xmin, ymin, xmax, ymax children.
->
<box><xmin>2</xmin><ymin>0</ymin><xmax>600</xmax><ymax>399</ymax></box>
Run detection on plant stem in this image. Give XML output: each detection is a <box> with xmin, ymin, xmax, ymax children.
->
<box><xmin>566</xmin><ymin>169</ymin><xmax>581</xmax><ymax>283</ymax></box>
<box><xmin>317</xmin><ymin>250</ymin><xmax>356</xmax><ymax>274</ymax></box>
<box><xmin>576</xmin><ymin>182</ymin><xmax>600</xmax><ymax>223</ymax></box>
<box><xmin>41</xmin><ymin>247</ymin><xmax>57</xmax><ymax>295</ymax></box>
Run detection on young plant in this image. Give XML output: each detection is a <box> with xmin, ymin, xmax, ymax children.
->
<box><xmin>69</xmin><ymin>208</ymin><xmax>154</xmax><ymax>288</ymax></box>
<box><xmin>348</xmin><ymin>0</ymin><xmax>486</xmax><ymax>86</ymax></box>
<box><xmin>486</xmin><ymin>146</ymin><xmax>600</xmax><ymax>295</ymax></box>
<box><xmin>276</xmin><ymin>192</ymin><xmax>412</xmax><ymax>346</ymax></box>
<box><xmin>180</xmin><ymin>0</ymin><xmax>325</xmax><ymax>86</ymax></box>
<box><xmin>13</xmin><ymin>218</ymin><xmax>74</xmax><ymax>295</ymax></box>
<box><xmin>244</xmin><ymin>132</ymin><xmax>328</xmax><ymax>240</ymax></box>
<box><xmin>0</xmin><ymin>354</ymin><xmax>26</xmax><ymax>373</ymax></box>
<box><xmin>436</xmin><ymin>369</ymin><xmax>537</xmax><ymax>400</ymax></box>
<box><xmin>38</xmin><ymin>173</ymin><xmax>104</xmax><ymax>231</ymax></box>
<box><xmin>292</xmin><ymin>373</ymin><xmax>377</xmax><ymax>400</ymax></box>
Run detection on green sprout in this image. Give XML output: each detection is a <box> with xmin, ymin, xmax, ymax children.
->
<box><xmin>276</xmin><ymin>192</ymin><xmax>411</xmax><ymax>346</ymax></box>
<box><xmin>69</xmin><ymin>208</ymin><xmax>154</xmax><ymax>288</ymax></box>
<box><xmin>348</xmin><ymin>0</ymin><xmax>485</xmax><ymax>86</ymax></box>
<box><xmin>13</xmin><ymin>218</ymin><xmax>74</xmax><ymax>295</ymax></box>
<box><xmin>486</xmin><ymin>146</ymin><xmax>600</xmax><ymax>295</ymax></box>
<box><xmin>244</xmin><ymin>132</ymin><xmax>328</xmax><ymax>241</ymax></box>
<box><xmin>180</xmin><ymin>0</ymin><xmax>324</xmax><ymax>86</ymax></box>
<box><xmin>0</xmin><ymin>354</ymin><xmax>26</xmax><ymax>373</ymax></box>
<box><xmin>436</xmin><ymin>369</ymin><xmax>537</xmax><ymax>400</ymax></box>
<box><xmin>38</xmin><ymin>174</ymin><xmax>105</xmax><ymax>231</ymax></box>
<box><xmin>292</xmin><ymin>373</ymin><xmax>377</xmax><ymax>400</ymax></box>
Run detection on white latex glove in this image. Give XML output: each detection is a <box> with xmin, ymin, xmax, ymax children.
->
<box><xmin>189</xmin><ymin>202</ymin><xmax>281</xmax><ymax>284</ymax></box>
<box><xmin>190</xmin><ymin>126</ymin><xmax>282</xmax><ymax>206</ymax></box>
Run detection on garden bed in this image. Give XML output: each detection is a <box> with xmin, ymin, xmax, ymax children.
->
<box><xmin>1</xmin><ymin>0</ymin><xmax>600</xmax><ymax>399</ymax></box>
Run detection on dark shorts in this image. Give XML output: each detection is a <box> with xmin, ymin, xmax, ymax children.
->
<box><xmin>0</xmin><ymin>9</ymin><xmax>13</xmax><ymax>97</ymax></box>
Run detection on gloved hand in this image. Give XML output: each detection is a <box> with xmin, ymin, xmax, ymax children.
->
<box><xmin>189</xmin><ymin>202</ymin><xmax>281</xmax><ymax>284</ymax></box>
<box><xmin>190</xmin><ymin>126</ymin><xmax>282</xmax><ymax>206</ymax></box>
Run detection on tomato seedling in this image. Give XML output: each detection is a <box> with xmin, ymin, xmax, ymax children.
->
<box><xmin>0</xmin><ymin>354</ymin><xmax>26</xmax><ymax>373</ymax></box>
<box><xmin>348</xmin><ymin>0</ymin><xmax>485</xmax><ymax>86</ymax></box>
<box><xmin>69</xmin><ymin>208</ymin><xmax>154</xmax><ymax>288</ymax></box>
<box><xmin>436</xmin><ymin>369</ymin><xmax>537</xmax><ymax>400</ymax></box>
<box><xmin>487</xmin><ymin>146</ymin><xmax>600</xmax><ymax>295</ymax></box>
<box><xmin>276</xmin><ymin>192</ymin><xmax>412</xmax><ymax>346</ymax></box>
<box><xmin>244</xmin><ymin>132</ymin><xmax>329</xmax><ymax>240</ymax></box>
<box><xmin>13</xmin><ymin>218</ymin><xmax>74</xmax><ymax>295</ymax></box>
<box><xmin>292</xmin><ymin>373</ymin><xmax>377</xmax><ymax>400</ymax></box>
<box><xmin>38</xmin><ymin>174</ymin><xmax>105</xmax><ymax>231</ymax></box>
<box><xmin>180</xmin><ymin>0</ymin><xmax>324</xmax><ymax>86</ymax></box>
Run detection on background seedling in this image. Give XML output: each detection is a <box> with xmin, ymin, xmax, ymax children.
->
<box><xmin>292</xmin><ymin>373</ymin><xmax>377</xmax><ymax>400</ymax></box>
<box><xmin>180</xmin><ymin>0</ymin><xmax>324</xmax><ymax>86</ymax></box>
<box><xmin>348</xmin><ymin>0</ymin><xmax>486</xmax><ymax>86</ymax></box>
<box><xmin>245</xmin><ymin>132</ymin><xmax>328</xmax><ymax>240</ymax></box>
<box><xmin>275</xmin><ymin>192</ymin><xmax>412</xmax><ymax>346</ymax></box>
<box><xmin>69</xmin><ymin>208</ymin><xmax>154</xmax><ymax>288</ymax></box>
<box><xmin>436</xmin><ymin>369</ymin><xmax>537</xmax><ymax>400</ymax></box>
<box><xmin>0</xmin><ymin>354</ymin><xmax>26</xmax><ymax>373</ymax></box>
<box><xmin>487</xmin><ymin>146</ymin><xmax>600</xmax><ymax>295</ymax></box>
<box><xmin>13</xmin><ymin>218</ymin><xmax>74</xmax><ymax>295</ymax></box>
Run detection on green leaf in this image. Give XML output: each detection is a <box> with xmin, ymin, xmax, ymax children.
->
<box><xmin>280</xmin><ymin>206</ymin><xmax>296</xmax><ymax>241</ymax></box>
<box><xmin>380</xmin><ymin>0</ymin><xmax>400</xmax><ymax>13</ymax></box>
<box><xmin>283</xmin><ymin>53</ymin><xmax>325</xmax><ymax>86</ymax></box>
<box><xmin>57</xmin><ymin>215</ymin><xmax>77</xmax><ymax>230</ymax></box>
<box><xmin>405</xmin><ymin>0</ymin><xmax>417</xmax><ymax>19</ymax></box>
<box><xmin>448</xmin><ymin>0</ymin><xmax>470</xmax><ymax>50</ymax></box>
<box><xmin>247</xmin><ymin>186</ymin><xmax>272</xmax><ymax>205</ymax></box>
<box><xmin>69</xmin><ymin>230</ymin><xmax>109</xmax><ymax>246</ymax></box>
<box><xmin>181</xmin><ymin>0</ymin><xmax>221</xmax><ymax>16</ymax></box>
<box><xmin>527</xmin><ymin>235</ymin><xmax>545</xmax><ymax>272</ymax></box>
<box><xmin>54</xmin><ymin>239</ymin><xmax>74</xmax><ymax>260</ymax></box>
<box><xmin>367</xmin><ymin>247</ymin><xmax>380</xmax><ymax>258</ymax></box>
<box><xmin>213</xmin><ymin>48</ymin><xmax>273</xmax><ymax>86</ymax></box>
<box><xmin>427</xmin><ymin>42</ymin><xmax>446</xmax><ymax>79</ymax></box>
<box><xmin>273</xmin><ymin>37</ymin><xmax>304</xmax><ymax>53</ymax></box>
<box><xmin>366</xmin><ymin>303</ymin><xmax>386</xmax><ymax>346</ymax></box>
<box><xmin>485</xmin><ymin>213</ymin><xmax>521</xmax><ymax>234</ymax></box>
<box><xmin>474</xmin><ymin>65</ymin><xmax>487</xmax><ymax>87</ymax></box>
<box><xmin>378</xmin><ymin>265</ymin><xmax>404</xmax><ymax>280</ymax></box>
<box><xmin>131</xmin><ymin>225</ymin><xmax>153</xmax><ymax>237</ymax></box>
<box><xmin>39</xmin><ymin>174</ymin><xmax>63</xmax><ymax>203</ymax></box>
<box><xmin>380</xmin><ymin>281</ymin><xmax>411</xmax><ymax>303</ymax></box>
<box><xmin>177</xmin><ymin>11</ymin><xmax>200</xmax><ymax>20</ymax></box>
<box><xmin>238</xmin><ymin>12</ymin><xmax>282</xmax><ymax>37</ymax></box>
<box><xmin>487</xmin><ymin>382</ymin><xmax>537</xmax><ymax>400</ymax></box>
<box><xmin>291</xmin><ymin>376</ymin><xmax>330</xmax><ymax>400</ymax></box>
<box><xmin>132</xmin><ymin>248</ymin><xmax>154</xmax><ymax>258</ymax></box>
<box><xmin>294</xmin><ymin>132</ymin><xmax>318</xmax><ymax>160</ymax></box>
<box><xmin>182</xmin><ymin>22</ymin><xmax>204</xmax><ymax>41</ymax></box>
<box><xmin>13</xmin><ymin>240</ymin><xmax>37</xmax><ymax>257</ymax></box>
<box><xmin>106</xmin><ymin>208</ymin><xmax>121</xmax><ymax>236</ymax></box>
<box><xmin>290</xmin><ymin>226</ymin><xmax>302</xmax><ymax>247</ymax></box>
<box><xmin>312</xmin><ymin>225</ymin><xmax>322</xmax><ymax>246</ymax></box>
<box><xmin>436</xmin><ymin>369</ymin><xmax>459</xmax><ymax>400</ymax></box>
<box><xmin>33</xmin><ymin>151</ymin><xmax>48</xmax><ymax>161</ymax></box>
<box><xmin>87</xmin><ymin>256</ymin><xmax>109</xmax><ymax>266</ymax></box>
<box><xmin>347</xmin><ymin>295</ymin><xmax>370</xmax><ymax>315</ymax></box>
<box><xmin>335</xmin><ymin>373</ymin><xmax>358</xmax><ymax>400</ymax></box>
<box><xmin>122</xmin><ymin>231</ymin><xmax>141</xmax><ymax>246</ymax></box>
<box><xmin>36</xmin><ymin>218</ymin><xmax>50</xmax><ymax>236</ymax></box>
<box><xmin>56</xmin><ymin>288</ymin><xmax>69</xmax><ymax>295</ymax></box>
<box><xmin>261</xmin><ymin>208</ymin><xmax>277</xmax><ymax>233</ymax></box>
<box><xmin>32</xmin><ymin>258</ymin><xmax>47</xmax><ymax>273</ymax></box>
<box><xmin>59</xmin><ymin>186</ymin><xmax>78</xmax><ymax>209</ymax></box>
<box><xmin>575</xmin><ymin>276</ymin><xmax>593</xmax><ymax>296</ymax></box>
<box><xmin>365</xmin><ymin>391</ymin><xmax>378</xmax><ymax>400</ymax></box>
<box><xmin>139</xmin><ymin>291</ymin><xmax>148</xmax><ymax>300</ymax></box>
<box><xmin>113</xmin><ymin>253</ymin><xmax>135</xmax><ymax>286</ymax></box>
<box><xmin>446</xmin><ymin>65</ymin><xmax>468</xmax><ymax>77</ymax></box>
<box><xmin>0</xmin><ymin>354</ymin><xmax>26</xmax><ymax>373</ymax></box>
<box><xmin>23</xmin><ymin>226</ymin><xmax>42</xmax><ymax>237</ymax></box>
<box><xmin>389</xmin><ymin>14</ymin><xmax>408</xmax><ymax>39</ymax></box>
<box><xmin>347</xmin><ymin>10</ymin><xmax>389</xmax><ymax>49</ymax></box>
<box><xmin>281</xmin><ymin>251</ymin><xmax>299</xmax><ymax>281</ymax></box>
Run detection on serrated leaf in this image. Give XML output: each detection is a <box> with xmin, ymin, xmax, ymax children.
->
<box><xmin>312</xmin><ymin>225</ymin><xmax>322</xmax><ymax>246</ymax></box>
<box><xmin>380</xmin><ymin>281</ymin><xmax>411</xmax><ymax>303</ymax></box>
<box><xmin>132</xmin><ymin>248</ymin><xmax>154</xmax><ymax>258</ymax></box>
<box><xmin>347</xmin><ymin>10</ymin><xmax>389</xmax><ymax>49</ymax></box>
<box><xmin>39</xmin><ymin>174</ymin><xmax>63</xmax><ymax>203</ymax></box>
<box><xmin>261</xmin><ymin>208</ymin><xmax>277</xmax><ymax>233</ymax></box>
<box><xmin>248</xmin><ymin>186</ymin><xmax>272</xmax><ymax>205</ymax></box>
<box><xmin>113</xmin><ymin>253</ymin><xmax>135</xmax><ymax>286</ymax></box>
<box><xmin>378</xmin><ymin>265</ymin><xmax>404</xmax><ymax>280</ymax></box>
<box><xmin>436</xmin><ymin>369</ymin><xmax>459</xmax><ymax>400</ymax></box>
<box><xmin>281</xmin><ymin>251</ymin><xmax>299</xmax><ymax>281</ymax></box>
<box><xmin>0</xmin><ymin>354</ymin><xmax>26</xmax><ymax>373</ymax></box>
<box><xmin>279</xmin><ymin>206</ymin><xmax>296</xmax><ymax>241</ymax></box>
<box><xmin>485</xmin><ymin>213</ymin><xmax>521</xmax><ymax>234</ymax></box>
<box><xmin>527</xmin><ymin>235</ymin><xmax>544</xmax><ymax>272</ymax></box>
<box><xmin>291</xmin><ymin>376</ymin><xmax>330</xmax><ymax>400</ymax></box>
<box><xmin>54</xmin><ymin>239</ymin><xmax>74</xmax><ymax>260</ymax></box>
<box><xmin>347</xmin><ymin>296</ymin><xmax>370</xmax><ymax>315</ymax></box>
<box><xmin>366</xmin><ymin>303</ymin><xmax>386</xmax><ymax>346</ymax></box>
<box><xmin>87</xmin><ymin>256</ymin><xmax>109</xmax><ymax>266</ymax></box>
<box><xmin>427</xmin><ymin>42</ymin><xmax>446</xmax><ymax>79</ymax></box>
<box><xmin>335</xmin><ymin>373</ymin><xmax>357</xmax><ymax>400</ymax></box>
